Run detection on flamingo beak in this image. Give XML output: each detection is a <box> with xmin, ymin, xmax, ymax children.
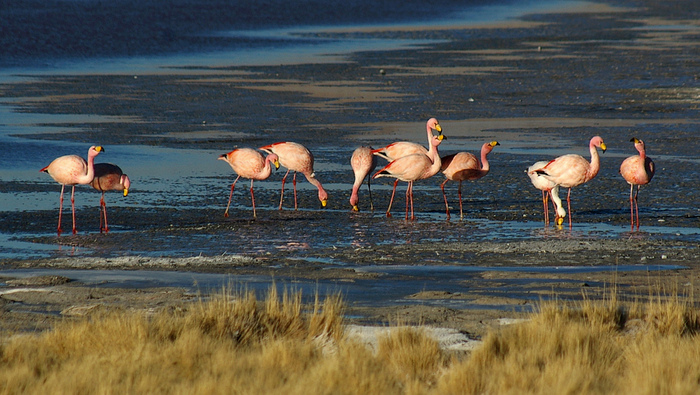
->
<box><xmin>95</xmin><ymin>146</ymin><xmax>105</xmax><ymax>153</ymax></box>
<box><xmin>123</xmin><ymin>188</ymin><xmax>129</xmax><ymax>197</ymax></box>
<box><xmin>321</xmin><ymin>199</ymin><xmax>328</xmax><ymax>208</ymax></box>
<box><xmin>630</xmin><ymin>137</ymin><xmax>640</xmax><ymax>143</ymax></box>
<box><xmin>352</xmin><ymin>205</ymin><xmax>359</xmax><ymax>212</ymax></box>
<box><xmin>437</xmin><ymin>134</ymin><xmax>445</xmax><ymax>141</ymax></box>
<box><xmin>273</xmin><ymin>159</ymin><xmax>280</xmax><ymax>170</ymax></box>
<box><xmin>600</xmin><ymin>142</ymin><xmax>607</xmax><ymax>152</ymax></box>
<box><xmin>491</xmin><ymin>141</ymin><xmax>500</xmax><ymax>147</ymax></box>
<box><xmin>435</xmin><ymin>124</ymin><xmax>442</xmax><ymax>134</ymax></box>
<box><xmin>555</xmin><ymin>216</ymin><xmax>564</xmax><ymax>226</ymax></box>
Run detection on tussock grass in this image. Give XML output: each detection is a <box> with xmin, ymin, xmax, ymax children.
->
<box><xmin>2</xmin><ymin>285</ymin><xmax>700</xmax><ymax>394</ymax></box>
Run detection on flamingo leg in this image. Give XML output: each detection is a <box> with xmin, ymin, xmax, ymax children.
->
<box><xmin>440</xmin><ymin>179</ymin><xmax>451</xmax><ymax>220</ymax></box>
<box><xmin>386</xmin><ymin>179</ymin><xmax>399</xmax><ymax>218</ymax></box>
<box><xmin>100</xmin><ymin>192</ymin><xmax>110</xmax><ymax>233</ymax></box>
<box><xmin>70</xmin><ymin>186</ymin><xmax>77</xmax><ymax>234</ymax></box>
<box><xmin>566</xmin><ymin>188</ymin><xmax>573</xmax><ymax>229</ymax></box>
<box><xmin>292</xmin><ymin>172</ymin><xmax>298</xmax><ymax>210</ymax></box>
<box><xmin>250</xmin><ymin>179</ymin><xmax>257</xmax><ymax>219</ymax></box>
<box><xmin>224</xmin><ymin>175</ymin><xmax>241</xmax><ymax>218</ymax></box>
<box><xmin>634</xmin><ymin>185</ymin><xmax>641</xmax><ymax>231</ymax></box>
<box><xmin>57</xmin><ymin>184</ymin><xmax>65</xmax><ymax>236</ymax></box>
<box><xmin>628</xmin><ymin>183</ymin><xmax>634</xmax><ymax>231</ymax></box>
<box><xmin>404</xmin><ymin>182</ymin><xmax>410</xmax><ymax>220</ymax></box>
<box><xmin>409</xmin><ymin>182</ymin><xmax>415</xmax><ymax>221</ymax></box>
<box><xmin>278</xmin><ymin>169</ymin><xmax>290</xmax><ymax>210</ymax></box>
<box><xmin>543</xmin><ymin>190</ymin><xmax>549</xmax><ymax>226</ymax></box>
<box><xmin>458</xmin><ymin>181</ymin><xmax>464</xmax><ymax>220</ymax></box>
<box><xmin>366</xmin><ymin>176</ymin><xmax>374</xmax><ymax>211</ymax></box>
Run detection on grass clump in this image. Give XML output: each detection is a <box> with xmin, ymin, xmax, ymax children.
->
<box><xmin>2</xmin><ymin>285</ymin><xmax>700</xmax><ymax>394</ymax></box>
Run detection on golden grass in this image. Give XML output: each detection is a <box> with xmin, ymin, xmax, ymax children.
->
<box><xmin>2</xmin><ymin>285</ymin><xmax>700</xmax><ymax>394</ymax></box>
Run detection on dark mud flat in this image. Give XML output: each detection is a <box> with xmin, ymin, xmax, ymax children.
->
<box><xmin>1</xmin><ymin>0</ymin><xmax>700</xmax><ymax>336</ymax></box>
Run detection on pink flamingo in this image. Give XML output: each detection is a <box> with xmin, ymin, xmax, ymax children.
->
<box><xmin>529</xmin><ymin>136</ymin><xmax>606</xmax><ymax>228</ymax></box>
<box><xmin>372</xmin><ymin>133</ymin><xmax>445</xmax><ymax>220</ymax></box>
<box><xmin>372</xmin><ymin>118</ymin><xmax>443</xmax><ymax>217</ymax></box>
<box><xmin>440</xmin><ymin>141</ymin><xmax>499</xmax><ymax>220</ymax></box>
<box><xmin>218</xmin><ymin>148</ymin><xmax>280</xmax><ymax>218</ymax></box>
<box><xmin>619</xmin><ymin>137</ymin><xmax>655</xmax><ymax>231</ymax></box>
<box><xmin>527</xmin><ymin>160</ymin><xmax>566</xmax><ymax>226</ymax></box>
<box><xmin>258</xmin><ymin>142</ymin><xmax>327</xmax><ymax>210</ymax></box>
<box><xmin>40</xmin><ymin>145</ymin><xmax>104</xmax><ymax>235</ymax></box>
<box><xmin>350</xmin><ymin>146</ymin><xmax>378</xmax><ymax>212</ymax></box>
<box><xmin>90</xmin><ymin>163</ymin><xmax>131</xmax><ymax>233</ymax></box>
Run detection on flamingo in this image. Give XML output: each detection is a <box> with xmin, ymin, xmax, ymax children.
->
<box><xmin>440</xmin><ymin>141</ymin><xmax>499</xmax><ymax>220</ymax></box>
<box><xmin>258</xmin><ymin>142</ymin><xmax>327</xmax><ymax>210</ymax></box>
<box><xmin>372</xmin><ymin>118</ymin><xmax>443</xmax><ymax>217</ymax></box>
<box><xmin>372</xmin><ymin>133</ymin><xmax>445</xmax><ymax>220</ymax></box>
<box><xmin>527</xmin><ymin>160</ymin><xmax>566</xmax><ymax>226</ymax></box>
<box><xmin>218</xmin><ymin>148</ymin><xmax>280</xmax><ymax>218</ymax></box>
<box><xmin>619</xmin><ymin>137</ymin><xmax>655</xmax><ymax>231</ymax></box>
<box><xmin>350</xmin><ymin>146</ymin><xmax>378</xmax><ymax>212</ymax></box>
<box><xmin>40</xmin><ymin>145</ymin><xmax>104</xmax><ymax>235</ymax></box>
<box><xmin>529</xmin><ymin>136</ymin><xmax>606</xmax><ymax>228</ymax></box>
<box><xmin>90</xmin><ymin>163</ymin><xmax>131</xmax><ymax>233</ymax></box>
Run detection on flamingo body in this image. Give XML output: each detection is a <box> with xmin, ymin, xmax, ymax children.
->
<box><xmin>529</xmin><ymin>136</ymin><xmax>606</xmax><ymax>228</ymax></box>
<box><xmin>350</xmin><ymin>146</ymin><xmax>378</xmax><ymax>211</ymax></box>
<box><xmin>258</xmin><ymin>141</ymin><xmax>327</xmax><ymax>209</ymax></box>
<box><xmin>440</xmin><ymin>141</ymin><xmax>499</xmax><ymax>219</ymax></box>
<box><xmin>90</xmin><ymin>163</ymin><xmax>131</xmax><ymax>233</ymax></box>
<box><xmin>527</xmin><ymin>160</ymin><xmax>566</xmax><ymax>226</ymax></box>
<box><xmin>218</xmin><ymin>148</ymin><xmax>280</xmax><ymax>218</ymax></box>
<box><xmin>619</xmin><ymin>137</ymin><xmax>655</xmax><ymax>230</ymax></box>
<box><xmin>373</xmin><ymin>131</ymin><xmax>444</xmax><ymax>220</ymax></box>
<box><xmin>40</xmin><ymin>145</ymin><xmax>104</xmax><ymax>235</ymax></box>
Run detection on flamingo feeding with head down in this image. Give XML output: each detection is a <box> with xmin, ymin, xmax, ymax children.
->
<box><xmin>372</xmin><ymin>118</ymin><xmax>443</xmax><ymax>217</ymax></box>
<box><xmin>373</xmin><ymin>132</ymin><xmax>445</xmax><ymax>220</ymax></box>
<box><xmin>440</xmin><ymin>141</ymin><xmax>499</xmax><ymax>220</ymax></box>
<box><xmin>218</xmin><ymin>148</ymin><xmax>280</xmax><ymax>218</ymax></box>
<box><xmin>529</xmin><ymin>136</ymin><xmax>606</xmax><ymax>228</ymax></box>
<box><xmin>40</xmin><ymin>145</ymin><xmax>104</xmax><ymax>235</ymax></box>
<box><xmin>527</xmin><ymin>160</ymin><xmax>566</xmax><ymax>226</ymax></box>
<box><xmin>350</xmin><ymin>146</ymin><xmax>378</xmax><ymax>212</ymax></box>
<box><xmin>90</xmin><ymin>163</ymin><xmax>131</xmax><ymax>233</ymax></box>
<box><xmin>259</xmin><ymin>142</ymin><xmax>327</xmax><ymax>210</ymax></box>
<box><xmin>620</xmin><ymin>137</ymin><xmax>655</xmax><ymax>231</ymax></box>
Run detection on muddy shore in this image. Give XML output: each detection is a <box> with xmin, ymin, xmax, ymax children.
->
<box><xmin>1</xmin><ymin>0</ymin><xmax>699</xmax><ymax>339</ymax></box>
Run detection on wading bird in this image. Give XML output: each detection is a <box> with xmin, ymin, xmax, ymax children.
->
<box><xmin>258</xmin><ymin>142</ymin><xmax>327</xmax><ymax>210</ymax></box>
<box><xmin>90</xmin><ymin>163</ymin><xmax>131</xmax><ymax>233</ymax></box>
<box><xmin>440</xmin><ymin>141</ymin><xmax>499</xmax><ymax>220</ymax></box>
<box><xmin>619</xmin><ymin>137</ymin><xmax>655</xmax><ymax>231</ymax></box>
<box><xmin>350</xmin><ymin>146</ymin><xmax>378</xmax><ymax>212</ymax></box>
<box><xmin>372</xmin><ymin>118</ymin><xmax>443</xmax><ymax>217</ymax></box>
<box><xmin>218</xmin><ymin>148</ymin><xmax>280</xmax><ymax>218</ymax></box>
<box><xmin>40</xmin><ymin>145</ymin><xmax>104</xmax><ymax>235</ymax></box>
<box><xmin>528</xmin><ymin>136</ymin><xmax>606</xmax><ymax>228</ymax></box>
<box><xmin>527</xmin><ymin>160</ymin><xmax>566</xmax><ymax>226</ymax></box>
<box><xmin>373</xmin><ymin>132</ymin><xmax>444</xmax><ymax>220</ymax></box>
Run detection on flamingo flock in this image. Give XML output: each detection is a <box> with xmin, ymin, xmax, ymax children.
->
<box><xmin>39</xmin><ymin>120</ymin><xmax>658</xmax><ymax>235</ymax></box>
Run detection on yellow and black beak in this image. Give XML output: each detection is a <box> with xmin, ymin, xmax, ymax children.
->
<box><xmin>123</xmin><ymin>188</ymin><xmax>129</xmax><ymax>197</ymax></box>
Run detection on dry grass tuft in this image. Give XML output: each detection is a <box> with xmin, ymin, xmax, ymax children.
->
<box><xmin>2</xmin><ymin>284</ymin><xmax>700</xmax><ymax>394</ymax></box>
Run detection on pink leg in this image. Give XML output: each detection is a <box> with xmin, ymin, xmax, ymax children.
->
<box><xmin>628</xmin><ymin>184</ymin><xmax>634</xmax><ymax>231</ymax></box>
<box><xmin>440</xmin><ymin>179</ymin><xmax>451</xmax><ymax>220</ymax></box>
<box><xmin>278</xmin><ymin>170</ymin><xmax>290</xmax><ymax>210</ymax></box>
<box><xmin>567</xmin><ymin>188</ymin><xmax>573</xmax><ymax>229</ymax></box>
<box><xmin>292</xmin><ymin>172</ymin><xmax>298</xmax><ymax>210</ymax></box>
<box><xmin>409</xmin><ymin>182</ymin><xmax>415</xmax><ymax>221</ymax></box>
<box><xmin>57</xmin><ymin>184</ymin><xmax>65</xmax><ymax>235</ymax></box>
<box><xmin>457</xmin><ymin>181</ymin><xmax>464</xmax><ymax>220</ymax></box>
<box><xmin>100</xmin><ymin>192</ymin><xmax>110</xmax><ymax>233</ymax></box>
<box><xmin>224</xmin><ymin>175</ymin><xmax>241</xmax><ymax>218</ymax></box>
<box><xmin>634</xmin><ymin>185</ymin><xmax>640</xmax><ymax>230</ymax></box>
<box><xmin>70</xmin><ymin>186</ymin><xmax>78</xmax><ymax>234</ymax></box>
<box><xmin>543</xmin><ymin>190</ymin><xmax>549</xmax><ymax>225</ymax></box>
<box><xmin>250</xmin><ymin>179</ymin><xmax>257</xmax><ymax>218</ymax></box>
<box><xmin>386</xmin><ymin>179</ymin><xmax>399</xmax><ymax>218</ymax></box>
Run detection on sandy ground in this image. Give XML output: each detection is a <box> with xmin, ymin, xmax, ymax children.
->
<box><xmin>1</xmin><ymin>0</ymin><xmax>700</xmax><ymax>346</ymax></box>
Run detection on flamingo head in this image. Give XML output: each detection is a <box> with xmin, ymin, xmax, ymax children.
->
<box><xmin>431</xmin><ymin>134</ymin><xmax>445</xmax><ymax>147</ymax></box>
<box><xmin>89</xmin><ymin>146</ymin><xmax>104</xmax><ymax>157</ymax></box>
<box><xmin>484</xmin><ymin>141</ymin><xmax>500</xmax><ymax>153</ymax></box>
<box><xmin>630</xmin><ymin>137</ymin><xmax>645</xmax><ymax>154</ymax></box>
<box><xmin>267</xmin><ymin>153</ymin><xmax>280</xmax><ymax>170</ymax></box>
<box><xmin>121</xmin><ymin>174</ymin><xmax>131</xmax><ymax>197</ymax></box>
<box><xmin>590</xmin><ymin>136</ymin><xmax>606</xmax><ymax>152</ymax></box>
<box><xmin>427</xmin><ymin>118</ymin><xmax>442</xmax><ymax>135</ymax></box>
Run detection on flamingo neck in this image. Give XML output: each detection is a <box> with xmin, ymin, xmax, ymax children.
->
<box><xmin>78</xmin><ymin>151</ymin><xmax>98</xmax><ymax>184</ymax></box>
<box><xmin>480</xmin><ymin>145</ymin><xmax>491</xmax><ymax>172</ymax></box>
<box><xmin>587</xmin><ymin>143</ymin><xmax>601</xmax><ymax>180</ymax></box>
<box><xmin>305</xmin><ymin>174</ymin><xmax>328</xmax><ymax>202</ymax></box>
<box><xmin>637</xmin><ymin>144</ymin><xmax>646</xmax><ymax>160</ymax></box>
